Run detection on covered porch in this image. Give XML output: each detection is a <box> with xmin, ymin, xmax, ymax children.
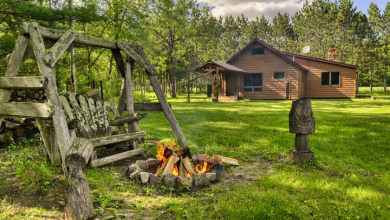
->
<box><xmin>194</xmin><ymin>60</ymin><xmax>247</xmax><ymax>102</ymax></box>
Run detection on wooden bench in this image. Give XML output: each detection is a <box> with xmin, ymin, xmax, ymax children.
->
<box><xmin>356</xmin><ymin>94</ymin><xmax>371</xmax><ymax>99</ymax></box>
<box><xmin>58</xmin><ymin>93</ymin><xmax>148</xmax><ymax>167</ymax></box>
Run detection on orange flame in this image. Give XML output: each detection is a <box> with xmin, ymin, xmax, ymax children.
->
<box><xmin>196</xmin><ymin>162</ymin><xmax>208</xmax><ymax>173</ymax></box>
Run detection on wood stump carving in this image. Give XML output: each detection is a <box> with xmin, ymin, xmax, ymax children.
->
<box><xmin>289</xmin><ymin>99</ymin><xmax>315</xmax><ymax>163</ymax></box>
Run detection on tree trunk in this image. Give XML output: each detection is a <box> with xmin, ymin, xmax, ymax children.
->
<box><xmin>370</xmin><ymin>67</ymin><xmax>374</xmax><ymax>94</ymax></box>
<box><xmin>187</xmin><ymin>69</ymin><xmax>190</xmax><ymax>103</ymax></box>
<box><xmin>170</xmin><ymin>56</ymin><xmax>177</xmax><ymax>98</ymax></box>
<box><xmin>69</xmin><ymin>0</ymin><xmax>76</xmax><ymax>93</ymax></box>
<box><xmin>356</xmin><ymin>72</ymin><xmax>360</xmax><ymax>94</ymax></box>
<box><xmin>384</xmin><ymin>64</ymin><xmax>387</xmax><ymax>93</ymax></box>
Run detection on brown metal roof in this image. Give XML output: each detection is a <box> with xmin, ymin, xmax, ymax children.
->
<box><xmin>195</xmin><ymin>60</ymin><xmax>248</xmax><ymax>73</ymax></box>
<box><xmin>226</xmin><ymin>38</ymin><xmax>308</xmax><ymax>72</ymax></box>
<box><xmin>281</xmin><ymin>52</ymin><xmax>360</xmax><ymax>69</ymax></box>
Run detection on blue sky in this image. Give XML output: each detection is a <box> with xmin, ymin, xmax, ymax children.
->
<box><xmin>199</xmin><ymin>0</ymin><xmax>389</xmax><ymax>21</ymax></box>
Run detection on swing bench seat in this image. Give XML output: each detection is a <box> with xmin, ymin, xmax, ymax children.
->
<box><xmin>58</xmin><ymin>93</ymin><xmax>148</xmax><ymax>167</ymax></box>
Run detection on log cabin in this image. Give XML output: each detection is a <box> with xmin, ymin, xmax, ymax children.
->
<box><xmin>195</xmin><ymin>39</ymin><xmax>359</xmax><ymax>100</ymax></box>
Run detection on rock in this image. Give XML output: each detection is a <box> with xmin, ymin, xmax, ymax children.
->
<box><xmin>140</xmin><ymin>172</ymin><xmax>150</xmax><ymax>184</ymax></box>
<box><xmin>205</xmin><ymin>173</ymin><xmax>216</xmax><ymax>182</ymax></box>
<box><xmin>146</xmin><ymin>158</ymin><xmax>160</xmax><ymax>167</ymax></box>
<box><xmin>136</xmin><ymin>158</ymin><xmax>161</xmax><ymax>171</ymax></box>
<box><xmin>135</xmin><ymin>160</ymin><xmax>149</xmax><ymax>170</ymax></box>
<box><xmin>129</xmin><ymin>171</ymin><xmax>140</xmax><ymax>180</ymax></box>
<box><xmin>211</xmin><ymin>163</ymin><xmax>226</xmax><ymax>180</ymax></box>
<box><xmin>178</xmin><ymin>176</ymin><xmax>193</xmax><ymax>187</ymax></box>
<box><xmin>149</xmin><ymin>174</ymin><xmax>160</xmax><ymax>184</ymax></box>
<box><xmin>126</xmin><ymin>164</ymin><xmax>141</xmax><ymax>176</ymax></box>
<box><xmin>162</xmin><ymin>174</ymin><xmax>178</xmax><ymax>187</ymax></box>
<box><xmin>193</xmin><ymin>173</ymin><xmax>211</xmax><ymax>187</ymax></box>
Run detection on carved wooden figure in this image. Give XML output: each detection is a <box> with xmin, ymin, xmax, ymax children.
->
<box><xmin>289</xmin><ymin>99</ymin><xmax>315</xmax><ymax>163</ymax></box>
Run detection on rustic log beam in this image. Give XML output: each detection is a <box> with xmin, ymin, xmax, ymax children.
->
<box><xmin>118</xmin><ymin>42</ymin><xmax>158</xmax><ymax>76</ymax></box>
<box><xmin>109</xmin><ymin>113</ymin><xmax>147</xmax><ymax>126</ymax></box>
<box><xmin>88</xmin><ymin>131</ymin><xmax>147</xmax><ymax>147</ymax></box>
<box><xmin>47</xmin><ymin>29</ymin><xmax>75</xmax><ymax>67</ymax></box>
<box><xmin>36</xmin><ymin>119</ymin><xmax>54</xmax><ymax>164</ymax></box>
<box><xmin>90</xmin><ymin>147</ymin><xmax>144</xmax><ymax>167</ymax></box>
<box><xmin>21</xmin><ymin>22</ymin><xmax>117</xmax><ymax>49</ymax></box>
<box><xmin>0</xmin><ymin>76</ymin><xmax>46</xmax><ymax>89</ymax></box>
<box><xmin>0</xmin><ymin>34</ymin><xmax>29</xmax><ymax>127</ymax></box>
<box><xmin>30</xmin><ymin>22</ymin><xmax>72</xmax><ymax>164</ymax></box>
<box><xmin>125</xmin><ymin>57</ymin><xmax>141</xmax><ymax>148</ymax></box>
<box><xmin>146</xmin><ymin>72</ymin><xmax>189</xmax><ymax>148</ymax></box>
<box><xmin>111</xmin><ymin>49</ymin><xmax>126</xmax><ymax>78</ymax></box>
<box><xmin>130</xmin><ymin>103</ymin><xmax>171</xmax><ymax>111</ymax></box>
<box><xmin>21</xmin><ymin>40</ymin><xmax>56</xmax><ymax>62</ymax></box>
<box><xmin>189</xmin><ymin>71</ymin><xmax>213</xmax><ymax>82</ymax></box>
<box><xmin>0</xmin><ymin>102</ymin><xmax>52</xmax><ymax>118</ymax></box>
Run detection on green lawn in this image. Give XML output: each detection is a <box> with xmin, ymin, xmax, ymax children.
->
<box><xmin>1</xmin><ymin>91</ymin><xmax>389</xmax><ymax>219</ymax></box>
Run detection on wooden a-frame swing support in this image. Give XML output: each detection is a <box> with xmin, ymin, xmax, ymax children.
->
<box><xmin>1</xmin><ymin>22</ymin><xmax>189</xmax><ymax>219</ymax></box>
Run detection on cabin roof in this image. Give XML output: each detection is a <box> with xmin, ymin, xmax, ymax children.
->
<box><xmin>281</xmin><ymin>52</ymin><xmax>360</xmax><ymax>69</ymax></box>
<box><xmin>195</xmin><ymin>60</ymin><xmax>248</xmax><ymax>73</ymax></box>
<box><xmin>226</xmin><ymin>38</ymin><xmax>308</xmax><ymax>72</ymax></box>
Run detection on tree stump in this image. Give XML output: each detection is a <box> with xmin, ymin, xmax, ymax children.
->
<box><xmin>64</xmin><ymin>138</ymin><xmax>96</xmax><ymax>220</ymax></box>
<box><xmin>289</xmin><ymin>99</ymin><xmax>315</xmax><ymax>163</ymax></box>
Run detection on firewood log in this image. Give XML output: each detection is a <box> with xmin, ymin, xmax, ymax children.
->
<box><xmin>162</xmin><ymin>154</ymin><xmax>180</xmax><ymax>176</ymax></box>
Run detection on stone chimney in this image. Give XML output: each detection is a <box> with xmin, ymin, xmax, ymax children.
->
<box><xmin>328</xmin><ymin>44</ymin><xmax>337</xmax><ymax>61</ymax></box>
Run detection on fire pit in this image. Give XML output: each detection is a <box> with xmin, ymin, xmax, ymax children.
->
<box><xmin>126</xmin><ymin>142</ymin><xmax>238</xmax><ymax>187</ymax></box>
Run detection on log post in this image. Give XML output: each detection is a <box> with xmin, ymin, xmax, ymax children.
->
<box><xmin>125</xmin><ymin>57</ymin><xmax>140</xmax><ymax>148</ymax></box>
<box><xmin>64</xmin><ymin>138</ymin><xmax>95</xmax><ymax>220</ymax></box>
<box><xmin>30</xmin><ymin>22</ymin><xmax>72</xmax><ymax>168</ymax></box>
<box><xmin>289</xmin><ymin>99</ymin><xmax>315</xmax><ymax>163</ymax></box>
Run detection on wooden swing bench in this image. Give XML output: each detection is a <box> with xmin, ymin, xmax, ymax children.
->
<box><xmin>59</xmin><ymin>93</ymin><xmax>148</xmax><ymax>167</ymax></box>
<box><xmin>1</xmin><ymin>22</ymin><xmax>189</xmax><ymax>220</ymax></box>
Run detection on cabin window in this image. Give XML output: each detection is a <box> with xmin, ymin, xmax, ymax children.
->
<box><xmin>321</xmin><ymin>72</ymin><xmax>340</xmax><ymax>85</ymax></box>
<box><xmin>251</xmin><ymin>47</ymin><xmax>265</xmax><ymax>55</ymax></box>
<box><xmin>274</xmin><ymin>72</ymin><xmax>285</xmax><ymax>80</ymax></box>
<box><xmin>244</xmin><ymin>73</ymin><xmax>262</xmax><ymax>92</ymax></box>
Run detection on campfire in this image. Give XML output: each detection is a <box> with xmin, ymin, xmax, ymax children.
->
<box><xmin>154</xmin><ymin>142</ymin><xmax>222</xmax><ymax>178</ymax></box>
<box><xmin>127</xmin><ymin>142</ymin><xmax>238</xmax><ymax>187</ymax></box>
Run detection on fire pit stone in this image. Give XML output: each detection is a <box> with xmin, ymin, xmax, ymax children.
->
<box><xmin>211</xmin><ymin>164</ymin><xmax>226</xmax><ymax>180</ymax></box>
<box><xmin>140</xmin><ymin>172</ymin><xmax>151</xmax><ymax>184</ymax></box>
<box><xmin>162</xmin><ymin>174</ymin><xmax>178</xmax><ymax>187</ymax></box>
<box><xmin>126</xmin><ymin>164</ymin><xmax>141</xmax><ymax>177</ymax></box>
<box><xmin>194</xmin><ymin>173</ymin><xmax>216</xmax><ymax>187</ymax></box>
<box><xmin>149</xmin><ymin>174</ymin><xmax>160</xmax><ymax>184</ymax></box>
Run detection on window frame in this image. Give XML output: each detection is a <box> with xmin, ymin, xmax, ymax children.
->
<box><xmin>321</xmin><ymin>72</ymin><xmax>340</xmax><ymax>86</ymax></box>
<box><xmin>273</xmin><ymin>72</ymin><xmax>285</xmax><ymax>80</ymax></box>
<box><xmin>244</xmin><ymin>73</ymin><xmax>263</xmax><ymax>93</ymax></box>
<box><xmin>251</xmin><ymin>47</ymin><xmax>265</xmax><ymax>55</ymax></box>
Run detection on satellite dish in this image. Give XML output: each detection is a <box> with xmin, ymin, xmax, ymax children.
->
<box><xmin>302</xmin><ymin>45</ymin><xmax>310</xmax><ymax>54</ymax></box>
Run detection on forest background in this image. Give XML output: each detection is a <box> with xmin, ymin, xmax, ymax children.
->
<box><xmin>0</xmin><ymin>0</ymin><xmax>388</xmax><ymax>99</ymax></box>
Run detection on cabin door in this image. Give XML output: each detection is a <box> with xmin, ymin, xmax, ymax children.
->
<box><xmin>226</xmin><ymin>73</ymin><xmax>237</xmax><ymax>96</ymax></box>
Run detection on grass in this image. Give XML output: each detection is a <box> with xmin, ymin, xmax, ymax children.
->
<box><xmin>0</xmin><ymin>88</ymin><xmax>389</xmax><ymax>219</ymax></box>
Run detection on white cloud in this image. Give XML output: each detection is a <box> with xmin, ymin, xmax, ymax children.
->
<box><xmin>199</xmin><ymin>0</ymin><xmax>310</xmax><ymax>21</ymax></box>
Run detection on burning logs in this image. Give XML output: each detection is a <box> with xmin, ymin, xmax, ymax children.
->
<box><xmin>289</xmin><ymin>99</ymin><xmax>315</xmax><ymax>163</ymax></box>
<box><xmin>127</xmin><ymin>143</ymin><xmax>237</xmax><ymax>187</ymax></box>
